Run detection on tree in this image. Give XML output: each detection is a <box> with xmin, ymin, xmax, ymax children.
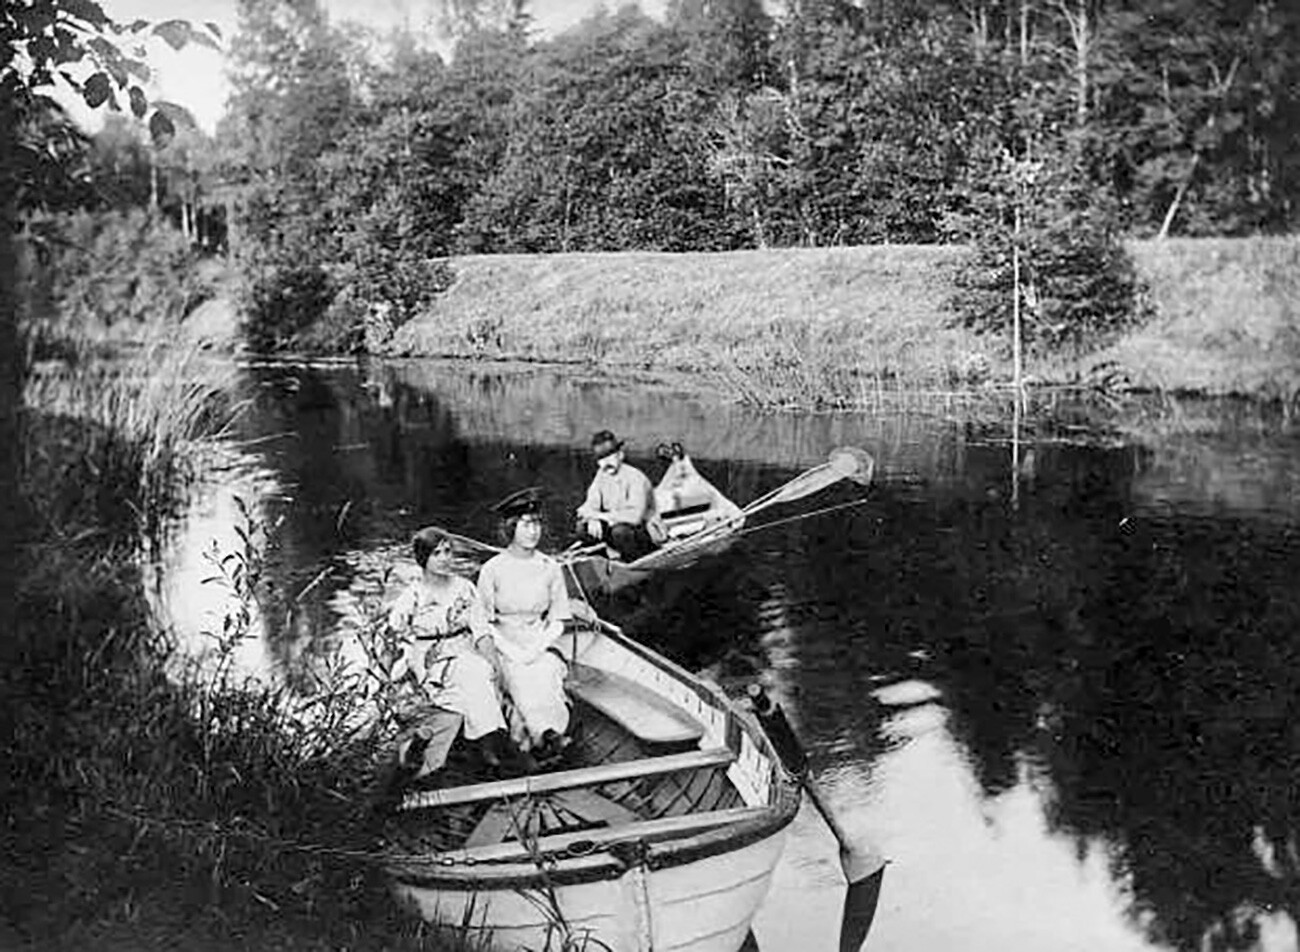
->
<box><xmin>1</xmin><ymin>0</ymin><xmax>216</xmax><ymax>693</ymax></box>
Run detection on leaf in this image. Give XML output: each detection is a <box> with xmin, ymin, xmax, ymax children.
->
<box><xmin>189</xmin><ymin>31</ymin><xmax>220</xmax><ymax>52</ymax></box>
<box><xmin>88</xmin><ymin>37</ymin><xmax>128</xmax><ymax>86</ymax></box>
<box><xmin>123</xmin><ymin>57</ymin><xmax>150</xmax><ymax>82</ymax></box>
<box><xmin>83</xmin><ymin>71</ymin><xmax>112</xmax><ymax>108</ymax></box>
<box><xmin>128</xmin><ymin>85</ymin><xmax>147</xmax><ymax>118</ymax></box>
<box><xmin>152</xmin><ymin>19</ymin><xmax>192</xmax><ymax>51</ymax></box>
<box><xmin>59</xmin><ymin>0</ymin><xmax>110</xmax><ymax>29</ymax></box>
<box><xmin>205</xmin><ymin>21</ymin><xmax>223</xmax><ymax>40</ymax></box>
<box><xmin>52</xmin><ymin>28</ymin><xmax>86</xmax><ymax>66</ymax></box>
<box><xmin>149</xmin><ymin>109</ymin><xmax>175</xmax><ymax>147</ymax></box>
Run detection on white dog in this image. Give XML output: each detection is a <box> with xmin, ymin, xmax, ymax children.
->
<box><xmin>653</xmin><ymin>443</ymin><xmax>742</xmax><ymax>540</ymax></box>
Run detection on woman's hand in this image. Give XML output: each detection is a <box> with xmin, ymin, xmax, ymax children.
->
<box><xmin>473</xmin><ymin>633</ymin><xmax>503</xmax><ymax>675</ymax></box>
<box><xmin>446</xmin><ymin>595</ymin><xmax>473</xmax><ymax>634</ymax></box>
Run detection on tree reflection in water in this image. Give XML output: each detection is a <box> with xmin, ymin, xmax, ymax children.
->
<box><xmin>156</xmin><ymin>361</ymin><xmax>1300</xmax><ymax>952</ymax></box>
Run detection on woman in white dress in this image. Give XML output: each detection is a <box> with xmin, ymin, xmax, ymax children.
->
<box><xmin>387</xmin><ymin>526</ymin><xmax>519</xmax><ymax>777</ymax></box>
<box><xmin>477</xmin><ymin>488</ymin><xmax>574</xmax><ymax>762</ymax></box>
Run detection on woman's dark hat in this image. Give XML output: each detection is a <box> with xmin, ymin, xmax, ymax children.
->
<box><xmin>590</xmin><ymin>430</ymin><xmax>624</xmax><ymax>460</ymax></box>
<box><xmin>492</xmin><ymin>486</ymin><xmax>545</xmax><ymax>518</ymax></box>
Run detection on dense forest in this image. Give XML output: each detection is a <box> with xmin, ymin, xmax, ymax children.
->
<box><xmin>209</xmin><ymin>0</ymin><xmax>1300</xmax><ymax>349</ymax></box>
<box><xmin>14</xmin><ymin>0</ymin><xmax>1300</xmax><ymax>352</ymax></box>
<box><xmin>208</xmin><ymin>0</ymin><xmax>1300</xmax><ymax>250</ymax></box>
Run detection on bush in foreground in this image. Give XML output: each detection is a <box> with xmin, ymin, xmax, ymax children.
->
<box><xmin>5</xmin><ymin>356</ymin><xmax>454</xmax><ymax>949</ymax></box>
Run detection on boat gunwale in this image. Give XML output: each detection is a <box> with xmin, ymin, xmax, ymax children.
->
<box><xmin>385</xmin><ymin>800</ymin><xmax>796</xmax><ymax>890</ymax></box>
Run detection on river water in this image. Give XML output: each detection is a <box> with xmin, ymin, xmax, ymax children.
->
<box><xmin>150</xmin><ymin>358</ymin><xmax>1300</xmax><ymax>952</ymax></box>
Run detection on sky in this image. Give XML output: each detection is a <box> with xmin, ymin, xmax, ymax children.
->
<box><xmin>74</xmin><ymin>0</ymin><xmax>666</xmax><ymax>134</ymax></box>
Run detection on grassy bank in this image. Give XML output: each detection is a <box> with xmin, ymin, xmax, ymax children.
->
<box><xmin>386</xmin><ymin>246</ymin><xmax>997</xmax><ymax>407</ymax></box>
<box><xmin>4</xmin><ymin>354</ymin><xmax>454</xmax><ymax>951</ymax></box>
<box><xmin>386</xmin><ymin>238</ymin><xmax>1300</xmax><ymax>405</ymax></box>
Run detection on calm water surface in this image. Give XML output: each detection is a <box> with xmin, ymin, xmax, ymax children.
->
<box><xmin>152</xmin><ymin>359</ymin><xmax>1300</xmax><ymax>952</ymax></box>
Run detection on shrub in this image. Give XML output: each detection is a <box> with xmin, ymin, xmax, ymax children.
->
<box><xmin>241</xmin><ymin>263</ymin><xmax>336</xmax><ymax>353</ymax></box>
<box><xmin>953</xmin><ymin>204</ymin><xmax>1150</xmax><ymax>355</ymax></box>
<box><xmin>948</xmin><ymin>144</ymin><xmax>1152</xmax><ymax>357</ymax></box>
<box><xmin>19</xmin><ymin>209</ymin><xmax>208</xmax><ymax>361</ymax></box>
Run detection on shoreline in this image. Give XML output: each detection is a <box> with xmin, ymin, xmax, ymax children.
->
<box><xmin>151</xmin><ymin>237</ymin><xmax>1300</xmax><ymax>411</ymax></box>
<box><xmin>380</xmin><ymin>239</ymin><xmax>1300</xmax><ymax>406</ymax></box>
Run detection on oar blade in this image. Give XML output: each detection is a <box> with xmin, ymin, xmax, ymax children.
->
<box><xmin>828</xmin><ymin>446</ymin><xmax>876</xmax><ymax>486</ymax></box>
<box><xmin>839</xmin><ymin>866</ymin><xmax>885</xmax><ymax>952</ymax></box>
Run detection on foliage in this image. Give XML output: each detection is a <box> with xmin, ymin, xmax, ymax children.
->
<box><xmin>21</xmin><ymin>349</ymin><xmax>231</xmax><ymax>537</ymax></box>
<box><xmin>241</xmin><ymin>262</ymin><xmax>336</xmax><ymax>353</ymax></box>
<box><xmin>2</xmin><ymin>0</ymin><xmax>220</xmax><ymax>211</ymax></box>
<box><xmin>6</xmin><ymin>359</ymin><xmax>439</xmax><ymax>944</ymax></box>
<box><xmin>20</xmin><ymin>209</ymin><xmax>209</xmax><ymax>360</ymax></box>
<box><xmin>198</xmin><ymin>0</ymin><xmax>1300</xmax><ymax>349</ymax></box>
<box><xmin>951</xmin><ymin>153</ymin><xmax>1151</xmax><ymax>355</ymax></box>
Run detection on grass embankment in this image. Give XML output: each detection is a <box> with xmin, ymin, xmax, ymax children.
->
<box><xmin>386</xmin><ymin>246</ymin><xmax>996</xmax><ymax>407</ymax></box>
<box><xmin>1102</xmin><ymin>237</ymin><xmax>1300</xmax><ymax>399</ymax></box>
<box><xmin>387</xmin><ymin>238</ymin><xmax>1300</xmax><ymax>405</ymax></box>
<box><xmin>4</xmin><ymin>353</ymin><xmax>451</xmax><ymax>951</ymax></box>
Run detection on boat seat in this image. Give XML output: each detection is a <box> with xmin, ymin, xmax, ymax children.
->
<box><xmin>566</xmin><ymin>662</ymin><xmax>705</xmax><ymax>745</ymax></box>
<box><xmin>402</xmin><ymin>746</ymin><xmax>735</xmax><ymax>811</ymax></box>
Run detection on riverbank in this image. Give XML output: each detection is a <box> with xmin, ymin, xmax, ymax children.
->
<box><xmin>385</xmin><ymin>238</ymin><xmax>1300</xmax><ymax>405</ymax></box>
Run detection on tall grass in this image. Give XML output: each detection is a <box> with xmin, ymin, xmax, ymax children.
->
<box><xmin>6</xmin><ymin>352</ymin><xmax>475</xmax><ymax>949</ymax></box>
<box><xmin>387</xmin><ymin>247</ymin><xmax>999</xmax><ymax>403</ymax></box>
<box><xmin>385</xmin><ymin>240</ymin><xmax>1299</xmax><ymax>410</ymax></box>
<box><xmin>22</xmin><ymin>347</ymin><xmax>234</xmax><ymax>539</ymax></box>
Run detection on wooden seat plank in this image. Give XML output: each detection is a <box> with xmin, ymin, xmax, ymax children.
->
<box><xmin>402</xmin><ymin>746</ymin><xmax>733</xmax><ymax>811</ymax></box>
<box><xmin>566</xmin><ymin>663</ymin><xmax>704</xmax><ymax>745</ymax></box>
<box><xmin>464</xmin><ymin>802</ymin><xmax>519</xmax><ymax>849</ymax></box>
<box><xmin>549</xmin><ymin>788</ymin><xmax>642</xmax><ymax>828</ymax></box>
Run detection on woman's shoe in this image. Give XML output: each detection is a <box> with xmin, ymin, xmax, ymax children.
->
<box><xmin>480</xmin><ymin>729</ymin><xmax>535</xmax><ymax>777</ymax></box>
<box><xmin>536</xmin><ymin>729</ymin><xmax>572</xmax><ymax>766</ymax></box>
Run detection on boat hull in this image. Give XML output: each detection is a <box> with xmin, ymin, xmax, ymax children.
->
<box><xmin>564</xmin><ymin>521</ymin><xmax>742</xmax><ymax>598</ymax></box>
<box><xmin>390</xmin><ymin>822</ymin><xmax>789</xmax><ymax>952</ymax></box>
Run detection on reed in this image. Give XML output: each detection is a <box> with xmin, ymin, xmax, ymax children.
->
<box><xmin>8</xmin><ymin>353</ymin><xmax>488</xmax><ymax>949</ymax></box>
<box><xmin>23</xmin><ymin>347</ymin><xmax>235</xmax><ymax>538</ymax></box>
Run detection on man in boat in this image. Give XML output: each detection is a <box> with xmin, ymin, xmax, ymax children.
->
<box><xmin>574</xmin><ymin>429</ymin><xmax>664</xmax><ymax>561</ymax></box>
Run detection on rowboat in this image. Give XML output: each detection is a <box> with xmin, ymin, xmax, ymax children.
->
<box><xmin>563</xmin><ymin>447</ymin><xmax>875</xmax><ymax>599</ymax></box>
<box><xmin>380</xmin><ymin>614</ymin><xmax>802</xmax><ymax>952</ymax></box>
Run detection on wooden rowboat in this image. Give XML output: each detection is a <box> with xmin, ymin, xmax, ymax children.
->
<box><xmin>380</xmin><ymin>615</ymin><xmax>802</xmax><ymax>952</ymax></box>
<box><xmin>563</xmin><ymin>447</ymin><xmax>875</xmax><ymax>599</ymax></box>
<box><xmin>563</xmin><ymin>485</ymin><xmax>747</xmax><ymax>599</ymax></box>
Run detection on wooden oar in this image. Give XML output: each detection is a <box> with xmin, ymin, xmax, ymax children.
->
<box><xmin>656</xmin><ymin>446</ymin><xmax>875</xmax><ymax>556</ymax></box>
<box><xmin>748</xmin><ymin>685</ymin><xmax>886</xmax><ymax>952</ymax></box>
<box><xmin>742</xmin><ymin>446</ymin><xmax>875</xmax><ymax>520</ymax></box>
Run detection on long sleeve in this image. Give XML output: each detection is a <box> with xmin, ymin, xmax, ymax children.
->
<box><xmin>476</xmin><ymin>560</ymin><xmax>498</xmax><ymax>624</ymax></box>
<box><xmin>387</xmin><ymin>585</ymin><xmax>417</xmax><ymax>633</ymax></box>
<box><xmin>546</xmin><ymin>560</ymin><xmax>572</xmax><ymax>624</ymax></box>
<box><xmin>459</xmin><ymin>576</ymin><xmax>492</xmax><ymax>644</ymax></box>
<box><xmin>576</xmin><ymin>478</ymin><xmax>604</xmax><ymax>520</ymax></box>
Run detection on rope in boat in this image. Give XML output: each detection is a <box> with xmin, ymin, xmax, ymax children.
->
<box><xmin>720</xmin><ymin>494</ymin><xmax>875</xmax><ymax>545</ymax></box>
<box><xmin>101</xmin><ymin>804</ymin><xmax>608</xmax><ymax>868</ymax></box>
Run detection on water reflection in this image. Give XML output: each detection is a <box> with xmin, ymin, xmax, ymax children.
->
<box><xmin>150</xmin><ymin>359</ymin><xmax>1300</xmax><ymax>952</ymax></box>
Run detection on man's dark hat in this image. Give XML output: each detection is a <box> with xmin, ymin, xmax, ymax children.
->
<box><xmin>590</xmin><ymin>429</ymin><xmax>624</xmax><ymax>460</ymax></box>
<box><xmin>492</xmin><ymin>486</ymin><xmax>545</xmax><ymax>518</ymax></box>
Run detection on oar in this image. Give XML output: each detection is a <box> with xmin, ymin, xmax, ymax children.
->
<box><xmin>662</xmin><ymin>447</ymin><xmax>876</xmax><ymax>556</ymax></box>
<box><xmin>741</xmin><ymin>446</ymin><xmax>875</xmax><ymax>520</ymax></box>
<box><xmin>748</xmin><ymin>684</ymin><xmax>886</xmax><ymax>952</ymax></box>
